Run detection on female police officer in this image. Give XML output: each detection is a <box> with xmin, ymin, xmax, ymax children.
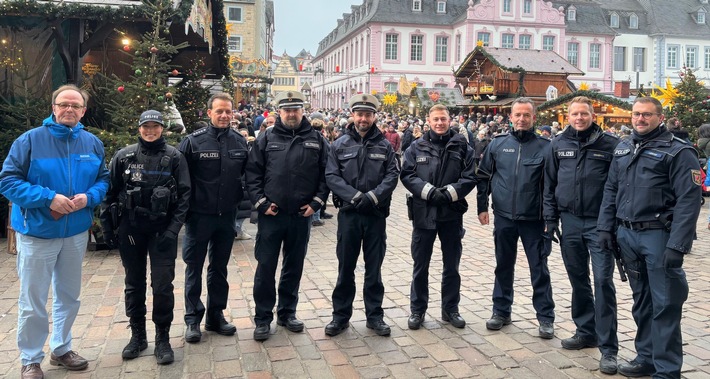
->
<box><xmin>100</xmin><ymin>110</ymin><xmax>191</xmax><ymax>365</ymax></box>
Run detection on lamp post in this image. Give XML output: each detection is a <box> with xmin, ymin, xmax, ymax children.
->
<box><xmin>635</xmin><ymin>65</ymin><xmax>640</xmax><ymax>90</ymax></box>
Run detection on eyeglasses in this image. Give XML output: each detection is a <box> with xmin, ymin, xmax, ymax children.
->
<box><xmin>631</xmin><ymin>112</ymin><xmax>660</xmax><ymax>119</ymax></box>
<box><xmin>54</xmin><ymin>103</ymin><xmax>84</xmax><ymax>111</ymax></box>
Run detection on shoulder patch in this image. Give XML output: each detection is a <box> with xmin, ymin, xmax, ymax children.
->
<box><xmin>692</xmin><ymin>169</ymin><xmax>702</xmax><ymax>186</ymax></box>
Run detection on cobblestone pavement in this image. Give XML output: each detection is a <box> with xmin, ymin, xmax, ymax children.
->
<box><xmin>0</xmin><ymin>186</ymin><xmax>709</xmax><ymax>378</ymax></box>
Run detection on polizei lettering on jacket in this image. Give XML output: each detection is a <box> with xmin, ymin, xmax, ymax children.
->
<box><xmin>502</xmin><ymin>148</ymin><xmax>515</xmax><ymax>153</ymax></box>
<box><xmin>199</xmin><ymin>151</ymin><xmax>220</xmax><ymax>159</ymax></box>
<box><xmin>557</xmin><ymin>150</ymin><xmax>576</xmax><ymax>158</ymax></box>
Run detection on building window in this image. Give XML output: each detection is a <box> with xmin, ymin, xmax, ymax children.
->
<box><xmin>385</xmin><ymin>33</ymin><xmax>398</xmax><ymax>60</ymax></box>
<box><xmin>524</xmin><ymin>0</ymin><xmax>532</xmax><ymax>14</ymax></box>
<box><xmin>435</xmin><ymin>36</ymin><xmax>449</xmax><ymax>62</ymax></box>
<box><xmin>610</xmin><ymin>12</ymin><xmax>619</xmax><ymax>28</ymax></box>
<box><xmin>667</xmin><ymin>45</ymin><xmax>679</xmax><ymax>68</ymax></box>
<box><xmin>434</xmin><ymin>82</ymin><xmax>448</xmax><ymax>88</ymax></box>
<box><xmin>412</xmin><ymin>0</ymin><xmax>422</xmax><ymax>11</ymax></box>
<box><xmin>543</xmin><ymin>36</ymin><xmax>555</xmax><ymax>51</ymax></box>
<box><xmin>519</xmin><ymin>35</ymin><xmax>531</xmax><ymax>50</ymax></box>
<box><xmin>629</xmin><ymin>13</ymin><xmax>638</xmax><ymax>29</ymax></box>
<box><xmin>385</xmin><ymin>81</ymin><xmax>398</xmax><ymax>92</ymax></box>
<box><xmin>568</xmin><ymin>6</ymin><xmax>576</xmax><ymax>21</ymax></box>
<box><xmin>614</xmin><ymin>46</ymin><xmax>626</xmax><ymax>71</ymax></box>
<box><xmin>477</xmin><ymin>32</ymin><xmax>490</xmax><ymax>46</ymax></box>
<box><xmin>503</xmin><ymin>0</ymin><xmax>511</xmax><ymax>13</ymax></box>
<box><xmin>437</xmin><ymin>1</ymin><xmax>446</xmax><ymax>13</ymax></box>
<box><xmin>633</xmin><ymin>47</ymin><xmax>646</xmax><ymax>71</ymax></box>
<box><xmin>502</xmin><ymin>33</ymin><xmax>514</xmax><ymax>49</ymax></box>
<box><xmin>686</xmin><ymin>46</ymin><xmax>698</xmax><ymax>68</ymax></box>
<box><xmin>589</xmin><ymin>43</ymin><xmax>601</xmax><ymax>69</ymax></box>
<box><xmin>705</xmin><ymin>47</ymin><xmax>710</xmax><ymax>70</ymax></box>
<box><xmin>699</xmin><ymin>11</ymin><xmax>706</xmax><ymax>24</ymax></box>
<box><xmin>456</xmin><ymin>34</ymin><xmax>461</xmax><ymax>61</ymax></box>
<box><xmin>227</xmin><ymin>7</ymin><xmax>243</xmax><ymax>22</ymax></box>
<box><xmin>567</xmin><ymin>42</ymin><xmax>579</xmax><ymax>67</ymax></box>
<box><xmin>228</xmin><ymin>35</ymin><xmax>242</xmax><ymax>52</ymax></box>
<box><xmin>410</xmin><ymin>35</ymin><xmax>423</xmax><ymax>61</ymax></box>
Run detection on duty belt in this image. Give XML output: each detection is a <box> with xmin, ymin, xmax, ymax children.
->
<box><xmin>617</xmin><ymin>219</ymin><xmax>665</xmax><ymax>231</ymax></box>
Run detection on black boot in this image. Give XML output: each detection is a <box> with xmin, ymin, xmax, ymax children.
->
<box><xmin>154</xmin><ymin>325</ymin><xmax>174</xmax><ymax>365</ymax></box>
<box><xmin>122</xmin><ymin>317</ymin><xmax>148</xmax><ymax>359</ymax></box>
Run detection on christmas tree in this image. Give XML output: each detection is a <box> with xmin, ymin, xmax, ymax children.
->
<box><xmin>173</xmin><ymin>56</ymin><xmax>212</xmax><ymax>132</ymax></box>
<box><xmin>667</xmin><ymin>66</ymin><xmax>710</xmax><ymax>134</ymax></box>
<box><xmin>99</xmin><ymin>0</ymin><xmax>187</xmax><ymax>132</ymax></box>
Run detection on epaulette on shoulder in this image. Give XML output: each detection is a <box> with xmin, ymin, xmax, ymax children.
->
<box><xmin>493</xmin><ymin>132</ymin><xmax>508</xmax><ymax>138</ymax></box>
<box><xmin>672</xmin><ymin>136</ymin><xmax>690</xmax><ymax>145</ymax></box>
<box><xmin>191</xmin><ymin>127</ymin><xmax>208</xmax><ymax>136</ymax></box>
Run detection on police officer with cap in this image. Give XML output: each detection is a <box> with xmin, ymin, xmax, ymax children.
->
<box><xmin>400</xmin><ymin>103</ymin><xmax>477</xmax><ymax>330</ymax></box>
<box><xmin>247</xmin><ymin>91</ymin><xmax>329</xmax><ymax>341</ymax></box>
<box><xmin>178</xmin><ymin>94</ymin><xmax>248</xmax><ymax>342</ymax></box>
<box><xmin>597</xmin><ymin>97</ymin><xmax>701</xmax><ymax>378</ymax></box>
<box><xmin>324</xmin><ymin>94</ymin><xmax>399</xmax><ymax>337</ymax></box>
<box><xmin>100</xmin><ymin>109</ymin><xmax>191</xmax><ymax>364</ymax></box>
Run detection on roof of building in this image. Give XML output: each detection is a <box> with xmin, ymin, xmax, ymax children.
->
<box><xmin>455</xmin><ymin>46</ymin><xmax>584</xmax><ymax>78</ymax></box>
<box><xmin>595</xmin><ymin>0</ymin><xmax>650</xmax><ymax>35</ymax></box>
<box><xmin>551</xmin><ymin>1</ymin><xmax>617</xmax><ymax>35</ymax></box>
<box><xmin>642</xmin><ymin>0</ymin><xmax>710</xmax><ymax>38</ymax></box>
<box><xmin>412</xmin><ymin>87</ymin><xmax>470</xmax><ymax>108</ymax></box>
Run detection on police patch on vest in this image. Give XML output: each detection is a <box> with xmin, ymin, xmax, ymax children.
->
<box><xmin>130</xmin><ymin>170</ymin><xmax>143</xmax><ymax>182</ymax></box>
<box><xmin>691</xmin><ymin>169</ymin><xmax>702</xmax><ymax>186</ymax></box>
<box><xmin>416</xmin><ymin>156</ymin><xmax>429</xmax><ymax>164</ymax></box>
<box><xmin>304</xmin><ymin>141</ymin><xmax>320</xmax><ymax>149</ymax></box>
<box><xmin>614</xmin><ymin>148</ymin><xmax>630</xmax><ymax>156</ymax></box>
<box><xmin>503</xmin><ymin>148</ymin><xmax>515</xmax><ymax>153</ymax></box>
<box><xmin>557</xmin><ymin>150</ymin><xmax>576</xmax><ymax>158</ymax></box>
<box><xmin>369</xmin><ymin>153</ymin><xmax>386</xmax><ymax>160</ymax></box>
<box><xmin>199</xmin><ymin>151</ymin><xmax>220</xmax><ymax>159</ymax></box>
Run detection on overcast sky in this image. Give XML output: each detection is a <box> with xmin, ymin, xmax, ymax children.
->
<box><xmin>272</xmin><ymin>0</ymin><xmax>356</xmax><ymax>57</ymax></box>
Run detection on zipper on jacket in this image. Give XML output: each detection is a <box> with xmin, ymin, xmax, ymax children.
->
<box><xmin>511</xmin><ymin>141</ymin><xmax>521</xmax><ymax>217</ymax></box>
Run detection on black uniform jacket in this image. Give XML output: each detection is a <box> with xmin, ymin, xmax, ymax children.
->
<box><xmin>477</xmin><ymin>131</ymin><xmax>550</xmax><ymax>220</ymax></box>
<box><xmin>246</xmin><ymin>117</ymin><xmax>330</xmax><ymax>215</ymax></box>
<box><xmin>401</xmin><ymin>130</ymin><xmax>477</xmax><ymax>229</ymax></box>
<box><xmin>178</xmin><ymin>124</ymin><xmax>248</xmax><ymax>215</ymax></box>
<box><xmin>597</xmin><ymin>125</ymin><xmax>701</xmax><ymax>253</ymax></box>
<box><xmin>543</xmin><ymin>124</ymin><xmax>619</xmax><ymax>221</ymax></box>
<box><xmin>325</xmin><ymin>123</ymin><xmax>399</xmax><ymax>216</ymax></box>
<box><xmin>101</xmin><ymin>137</ymin><xmax>191</xmax><ymax>235</ymax></box>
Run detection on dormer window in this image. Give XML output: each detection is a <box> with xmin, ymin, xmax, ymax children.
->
<box><xmin>629</xmin><ymin>13</ymin><xmax>639</xmax><ymax>29</ymax></box>
<box><xmin>699</xmin><ymin>10</ymin><xmax>706</xmax><ymax>23</ymax></box>
<box><xmin>568</xmin><ymin>6</ymin><xmax>576</xmax><ymax>21</ymax></box>
<box><xmin>437</xmin><ymin>1</ymin><xmax>446</xmax><ymax>13</ymax></box>
<box><xmin>610</xmin><ymin>12</ymin><xmax>619</xmax><ymax>28</ymax></box>
<box><xmin>413</xmin><ymin>0</ymin><xmax>422</xmax><ymax>11</ymax></box>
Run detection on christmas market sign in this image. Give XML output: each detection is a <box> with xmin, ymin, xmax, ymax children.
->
<box><xmin>81</xmin><ymin>63</ymin><xmax>100</xmax><ymax>77</ymax></box>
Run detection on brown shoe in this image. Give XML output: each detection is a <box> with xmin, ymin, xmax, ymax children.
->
<box><xmin>21</xmin><ymin>363</ymin><xmax>43</xmax><ymax>379</ymax></box>
<box><xmin>49</xmin><ymin>350</ymin><xmax>88</xmax><ymax>371</ymax></box>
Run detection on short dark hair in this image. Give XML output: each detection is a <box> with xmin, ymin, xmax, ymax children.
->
<box><xmin>633</xmin><ymin>97</ymin><xmax>663</xmax><ymax>114</ymax></box>
<box><xmin>698</xmin><ymin>123</ymin><xmax>710</xmax><ymax>138</ymax></box>
<box><xmin>207</xmin><ymin>93</ymin><xmax>234</xmax><ymax>110</ymax></box>
<box><xmin>511</xmin><ymin>97</ymin><xmax>536</xmax><ymax>113</ymax></box>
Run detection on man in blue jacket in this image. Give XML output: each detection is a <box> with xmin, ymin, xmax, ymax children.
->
<box><xmin>0</xmin><ymin>85</ymin><xmax>109</xmax><ymax>379</ymax></box>
<box><xmin>477</xmin><ymin>97</ymin><xmax>555</xmax><ymax>339</ymax></box>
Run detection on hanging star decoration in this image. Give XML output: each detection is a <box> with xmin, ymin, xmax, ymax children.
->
<box><xmin>383</xmin><ymin>93</ymin><xmax>398</xmax><ymax>106</ymax></box>
<box><xmin>578</xmin><ymin>82</ymin><xmax>590</xmax><ymax>91</ymax></box>
<box><xmin>652</xmin><ymin>78</ymin><xmax>678</xmax><ymax>108</ymax></box>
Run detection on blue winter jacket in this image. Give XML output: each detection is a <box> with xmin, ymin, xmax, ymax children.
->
<box><xmin>0</xmin><ymin>115</ymin><xmax>109</xmax><ymax>238</ymax></box>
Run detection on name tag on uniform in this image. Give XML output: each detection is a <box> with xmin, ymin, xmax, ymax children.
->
<box><xmin>643</xmin><ymin>150</ymin><xmax>663</xmax><ymax>160</ymax></box>
<box><xmin>304</xmin><ymin>141</ymin><xmax>320</xmax><ymax>149</ymax></box>
<box><xmin>199</xmin><ymin>151</ymin><xmax>220</xmax><ymax>159</ymax></box>
<box><xmin>503</xmin><ymin>148</ymin><xmax>515</xmax><ymax>153</ymax></box>
<box><xmin>369</xmin><ymin>153</ymin><xmax>386</xmax><ymax>160</ymax></box>
<box><xmin>557</xmin><ymin>150</ymin><xmax>576</xmax><ymax>158</ymax></box>
<box><xmin>416</xmin><ymin>156</ymin><xmax>429</xmax><ymax>164</ymax></box>
<box><xmin>614</xmin><ymin>148</ymin><xmax>630</xmax><ymax>156</ymax></box>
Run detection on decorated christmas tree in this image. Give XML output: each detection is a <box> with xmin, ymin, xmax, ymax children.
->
<box><xmin>173</xmin><ymin>56</ymin><xmax>212</xmax><ymax>132</ymax></box>
<box><xmin>666</xmin><ymin>66</ymin><xmax>710</xmax><ymax>133</ymax></box>
<box><xmin>100</xmin><ymin>0</ymin><xmax>187</xmax><ymax>132</ymax></box>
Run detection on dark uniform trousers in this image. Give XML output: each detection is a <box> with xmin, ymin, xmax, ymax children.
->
<box><xmin>560</xmin><ymin>212</ymin><xmax>617</xmax><ymax>355</ymax></box>
<box><xmin>253</xmin><ymin>212</ymin><xmax>311</xmax><ymax>325</ymax></box>
<box><xmin>617</xmin><ymin>226</ymin><xmax>687</xmax><ymax>378</ymax></box>
<box><xmin>331</xmin><ymin>211</ymin><xmax>386</xmax><ymax>323</ymax></box>
<box><xmin>492</xmin><ymin>215</ymin><xmax>555</xmax><ymax>322</ymax></box>
<box><xmin>119</xmin><ymin>221</ymin><xmax>177</xmax><ymax>327</ymax></box>
<box><xmin>182</xmin><ymin>211</ymin><xmax>236</xmax><ymax>325</ymax></box>
<box><xmin>410</xmin><ymin>219</ymin><xmax>463</xmax><ymax>315</ymax></box>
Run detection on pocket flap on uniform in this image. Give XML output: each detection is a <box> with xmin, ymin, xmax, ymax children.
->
<box><xmin>337</xmin><ymin>148</ymin><xmax>359</xmax><ymax>160</ymax></box>
<box><xmin>266</xmin><ymin>142</ymin><xmax>285</xmax><ymax>151</ymax></box>
<box><xmin>588</xmin><ymin>150</ymin><xmax>612</xmax><ymax>161</ymax></box>
<box><xmin>229</xmin><ymin>150</ymin><xmax>247</xmax><ymax>159</ymax></box>
<box><xmin>522</xmin><ymin>157</ymin><xmax>543</xmax><ymax>166</ymax></box>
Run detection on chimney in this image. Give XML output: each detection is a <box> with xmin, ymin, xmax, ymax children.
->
<box><xmin>614</xmin><ymin>81</ymin><xmax>630</xmax><ymax>98</ymax></box>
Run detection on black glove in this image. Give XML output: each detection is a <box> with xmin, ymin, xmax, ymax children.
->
<box><xmin>663</xmin><ymin>248</ymin><xmax>684</xmax><ymax>268</ymax></box>
<box><xmin>104</xmin><ymin>231</ymin><xmax>119</xmax><ymax>250</ymax></box>
<box><xmin>355</xmin><ymin>194</ymin><xmax>375</xmax><ymax>213</ymax></box>
<box><xmin>429</xmin><ymin>189</ymin><xmax>449</xmax><ymax>206</ymax></box>
<box><xmin>598</xmin><ymin>231</ymin><xmax>616</xmax><ymax>251</ymax></box>
<box><xmin>545</xmin><ymin>220</ymin><xmax>561</xmax><ymax>243</ymax></box>
<box><xmin>157</xmin><ymin>230</ymin><xmax>177</xmax><ymax>250</ymax></box>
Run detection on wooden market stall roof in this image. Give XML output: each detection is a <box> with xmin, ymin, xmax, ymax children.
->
<box><xmin>412</xmin><ymin>87</ymin><xmax>471</xmax><ymax>108</ymax></box>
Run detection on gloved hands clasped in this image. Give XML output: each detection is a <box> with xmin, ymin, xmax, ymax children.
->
<box><xmin>429</xmin><ymin>188</ymin><xmax>450</xmax><ymax>206</ymax></box>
